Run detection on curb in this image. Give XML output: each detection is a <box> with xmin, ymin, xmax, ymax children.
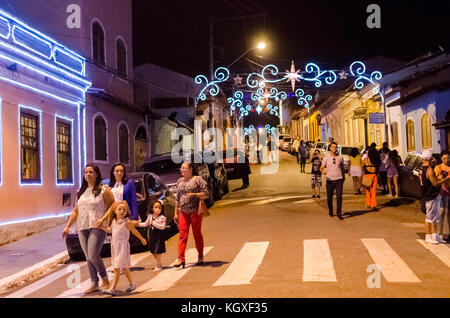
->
<box><xmin>0</xmin><ymin>250</ymin><xmax>69</xmax><ymax>295</ymax></box>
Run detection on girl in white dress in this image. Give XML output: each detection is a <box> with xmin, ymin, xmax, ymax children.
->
<box><xmin>100</xmin><ymin>201</ymin><xmax>147</xmax><ymax>296</ymax></box>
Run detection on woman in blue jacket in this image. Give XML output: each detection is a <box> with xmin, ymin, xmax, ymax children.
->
<box><xmin>108</xmin><ymin>163</ymin><xmax>139</xmax><ymax>220</ymax></box>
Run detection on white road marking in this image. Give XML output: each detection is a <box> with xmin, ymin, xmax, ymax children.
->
<box><xmin>213</xmin><ymin>197</ymin><xmax>271</xmax><ymax>208</ymax></box>
<box><xmin>213</xmin><ymin>242</ymin><xmax>269</xmax><ymax>286</ymax></box>
<box><xmin>302</xmin><ymin>239</ymin><xmax>337</xmax><ymax>282</ymax></box>
<box><xmin>293</xmin><ymin>194</ymin><xmax>355</xmax><ymax>204</ymax></box>
<box><xmin>136</xmin><ymin>247</ymin><xmax>213</xmax><ymax>292</ymax></box>
<box><xmin>361</xmin><ymin>238</ymin><xmax>421</xmax><ymax>283</ymax></box>
<box><xmin>248</xmin><ymin>196</ymin><xmax>311</xmax><ymax>206</ymax></box>
<box><xmin>0</xmin><ymin>250</ymin><xmax>68</xmax><ymax>293</ymax></box>
<box><xmin>56</xmin><ymin>252</ymin><xmax>149</xmax><ymax>298</ymax></box>
<box><xmin>5</xmin><ymin>263</ymin><xmax>85</xmax><ymax>298</ymax></box>
<box><xmin>417</xmin><ymin>239</ymin><xmax>450</xmax><ymax>267</ymax></box>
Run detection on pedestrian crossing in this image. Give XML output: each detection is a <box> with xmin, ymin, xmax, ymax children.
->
<box><xmin>3</xmin><ymin>238</ymin><xmax>450</xmax><ymax>298</ymax></box>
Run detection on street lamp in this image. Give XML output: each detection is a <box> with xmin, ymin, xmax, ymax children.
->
<box><xmin>227</xmin><ymin>41</ymin><xmax>266</xmax><ymax>68</ymax></box>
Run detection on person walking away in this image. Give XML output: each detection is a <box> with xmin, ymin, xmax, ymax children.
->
<box><xmin>298</xmin><ymin>140</ymin><xmax>309</xmax><ymax>173</ymax></box>
<box><xmin>134</xmin><ymin>200</ymin><xmax>167</xmax><ymax>271</ymax></box>
<box><xmin>434</xmin><ymin>150</ymin><xmax>450</xmax><ymax>242</ymax></box>
<box><xmin>420</xmin><ymin>150</ymin><xmax>450</xmax><ymax>244</ymax></box>
<box><xmin>98</xmin><ymin>201</ymin><xmax>147</xmax><ymax>296</ymax></box>
<box><xmin>173</xmin><ymin>162</ymin><xmax>209</xmax><ymax>268</ymax></box>
<box><xmin>362</xmin><ymin>149</ymin><xmax>381</xmax><ymax>210</ymax></box>
<box><xmin>311</xmin><ymin>150</ymin><xmax>322</xmax><ymax>198</ymax></box>
<box><xmin>349</xmin><ymin>147</ymin><xmax>363</xmax><ymax>195</ymax></box>
<box><xmin>321</xmin><ymin>142</ymin><xmax>345</xmax><ymax>220</ymax></box>
<box><xmin>379</xmin><ymin>142</ymin><xmax>390</xmax><ymax>194</ymax></box>
<box><xmin>386</xmin><ymin>150</ymin><xmax>401</xmax><ymax>197</ymax></box>
<box><xmin>293</xmin><ymin>137</ymin><xmax>300</xmax><ymax>163</ymax></box>
<box><xmin>62</xmin><ymin>164</ymin><xmax>115</xmax><ymax>294</ymax></box>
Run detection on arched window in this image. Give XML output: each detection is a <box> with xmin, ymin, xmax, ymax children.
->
<box><xmin>118</xmin><ymin>123</ymin><xmax>129</xmax><ymax>164</ymax></box>
<box><xmin>94</xmin><ymin>115</ymin><xmax>107</xmax><ymax>161</ymax></box>
<box><xmin>92</xmin><ymin>21</ymin><xmax>105</xmax><ymax>66</ymax></box>
<box><xmin>406</xmin><ymin>120</ymin><xmax>415</xmax><ymax>152</ymax></box>
<box><xmin>421</xmin><ymin>114</ymin><xmax>432</xmax><ymax>149</ymax></box>
<box><xmin>116</xmin><ymin>39</ymin><xmax>127</xmax><ymax>78</ymax></box>
<box><xmin>391</xmin><ymin>122</ymin><xmax>399</xmax><ymax>147</ymax></box>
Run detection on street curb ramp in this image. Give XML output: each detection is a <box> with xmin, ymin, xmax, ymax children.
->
<box><xmin>0</xmin><ymin>251</ymin><xmax>69</xmax><ymax>295</ymax></box>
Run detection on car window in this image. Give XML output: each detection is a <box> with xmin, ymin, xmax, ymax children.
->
<box><xmin>340</xmin><ymin>147</ymin><xmax>352</xmax><ymax>156</ymax></box>
<box><xmin>406</xmin><ymin>155</ymin><xmax>417</xmax><ymax>169</ymax></box>
<box><xmin>134</xmin><ymin>179</ymin><xmax>145</xmax><ymax>200</ymax></box>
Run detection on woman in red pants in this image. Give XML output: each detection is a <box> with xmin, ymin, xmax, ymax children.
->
<box><xmin>173</xmin><ymin>162</ymin><xmax>209</xmax><ymax>268</ymax></box>
<box><xmin>362</xmin><ymin>149</ymin><xmax>381</xmax><ymax>210</ymax></box>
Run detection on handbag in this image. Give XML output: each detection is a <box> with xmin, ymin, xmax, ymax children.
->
<box><xmin>198</xmin><ymin>199</ymin><xmax>211</xmax><ymax>217</ymax></box>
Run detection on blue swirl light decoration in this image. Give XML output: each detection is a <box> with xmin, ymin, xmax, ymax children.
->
<box><xmin>349</xmin><ymin>61</ymin><xmax>384</xmax><ymax>103</ymax></box>
<box><xmin>227</xmin><ymin>90</ymin><xmax>243</xmax><ymax>116</ymax></box>
<box><xmin>266</xmin><ymin>104</ymin><xmax>280</xmax><ymax>118</ymax></box>
<box><xmin>265</xmin><ymin>124</ymin><xmax>276</xmax><ymax>134</ymax></box>
<box><xmin>300</xmin><ymin>63</ymin><xmax>337</xmax><ymax>88</ymax></box>
<box><xmin>295</xmin><ymin>89</ymin><xmax>313</xmax><ymax>111</ymax></box>
<box><xmin>244</xmin><ymin>125</ymin><xmax>255</xmax><ymax>135</ymax></box>
<box><xmin>238</xmin><ymin>104</ymin><xmax>253</xmax><ymax>119</ymax></box>
<box><xmin>246</xmin><ymin>64</ymin><xmax>287</xmax><ymax>89</ymax></box>
<box><xmin>251</xmin><ymin>87</ymin><xmax>288</xmax><ymax>103</ymax></box>
<box><xmin>195</xmin><ymin>67</ymin><xmax>230</xmax><ymax>105</ymax></box>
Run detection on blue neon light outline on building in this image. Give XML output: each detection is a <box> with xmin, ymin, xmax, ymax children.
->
<box><xmin>18</xmin><ymin>104</ymin><xmax>43</xmax><ymax>186</ymax></box>
<box><xmin>0</xmin><ymin>211</ymin><xmax>72</xmax><ymax>227</ymax></box>
<box><xmin>55</xmin><ymin>114</ymin><xmax>75</xmax><ymax>186</ymax></box>
<box><xmin>0</xmin><ymin>16</ymin><xmax>11</xmax><ymax>39</ymax></box>
<box><xmin>53</xmin><ymin>47</ymin><xmax>84</xmax><ymax>76</ymax></box>
<box><xmin>0</xmin><ymin>9</ymin><xmax>88</xmax><ymax>80</ymax></box>
<box><xmin>12</xmin><ymin>25</ymin><xmax>53</xmax><ymax>60</ymax></box>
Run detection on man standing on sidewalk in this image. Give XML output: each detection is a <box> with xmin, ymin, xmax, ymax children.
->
<box><xmin>420</xmin><ymin>150</ymin><xmax>450</xmax><ymax>244</ymax></box>
<box><xmin>321</xmin><ymin>142</ymin><xmax>345</xmax><ymax>220</ymax></box>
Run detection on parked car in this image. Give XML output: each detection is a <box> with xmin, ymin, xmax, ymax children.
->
<box><xmin>221</xmin><ymin>148</ymin><xmax>251</xmax><ymax>180</ymax></box>
<box><xmin>140</xmin><ymin>152</ymin><xmax>217</xmax><ymax>205</ymax></box>
<box><xmin>280</xmin><ymin>136</ymin><xmax>294</xmax><ymax>151</ymax></box>
<box><xmin>307</xmin><ymin>141</ymin><xmax>328</xmax><ymax>163</ymax></box>
<box><xmin>289</xmin><ymin>138</ymin><xmax>300</xmax><ymax>156</ymax></box>
<box><xmin>65</xmin><ymin>172</ymin><xmax>178</xmax><ymax>261</ymax></box>
<box><xmin>339</xmin><ymin>145</ymin><xmax>363</xmax><ymax>172</ymax></box>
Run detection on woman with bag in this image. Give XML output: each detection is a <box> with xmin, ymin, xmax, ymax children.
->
<box><xmin>362</xmin><ymin>149</ymin><xmax>381</xmax><ymax>210</ymax></box>
<box><xmin>173</xmin><ymin>162</ymin><xmax>209</xmax><ymax>268</ymax></box>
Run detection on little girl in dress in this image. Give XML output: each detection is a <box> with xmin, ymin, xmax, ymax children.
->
<box><xmin>98</xmin><ymin>201</ymin><xmax>147</xmax><ymax>296</ymax></box>
<box><xmin>135</xmin><ymin>200</ymin><xmax>167</xmax><ymax>271</ymax></box>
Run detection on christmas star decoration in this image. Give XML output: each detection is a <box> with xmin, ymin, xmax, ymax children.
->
<box><xmin>263</xmin><ymin>87</ymin><xmax>270</xmax><ymax>103</ymax></box>
<box><xmin>339</xmin><ymin>71</ymin><xmax>348</xmax><ymax>80</ymax></box>
<box><xmin>256</xmin><ymin>105</ymin><xmax>262</xmax><ymax>114</ymax></box>
<box><xmin>286</xmin><ymin>60</ymin><xmax>301</xmax><ymax>92</ymax></box>
<box><xmin>233</xmin><ymin>74</ymin><xmax>243</xmax><ymax>86</ymax></box>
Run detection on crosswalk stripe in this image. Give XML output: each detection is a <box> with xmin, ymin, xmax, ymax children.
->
<box><xmin>416</xmin><ymin>239</ymin><xmax>450</xmax><ymax>267</ymax></box>
<box><xmin>248</xmin><ymin>196</ymin><xmax>310</xmax><ymax>206</ymax></box>
<box><xmin>302</xmin><ymin>239</ymin><xmax>337</xmax><ymax>282</ymax></box>
<box><xmin>213</xmin><ymin>242</ymin><xmax>269</xmax><ymax>286</ymax></box>
<box><xmin>136</xmin><ymin>247</ymin><xmax>213</xmax><ymax>293</ymax></box>
<box><xmin>361</xmin><ymin>238</ymin><xmax>421</xmax><ymax>283</ymax></box>
<box><xmin>5</xmin><ymin>263</ymin><xmax>85</xmax><ymax>298</ymax></box>
<box><xmin>293</xmin><ymin>194</ymin><xmax>355</xmax><ymax>204</ymax></box>
<box><xmin>56</xmin><ymin>252</ymin><xmax>149</xmax><ymax>298</ymax></box>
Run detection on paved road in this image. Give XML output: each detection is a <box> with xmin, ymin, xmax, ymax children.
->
<box><xmin>2</xmin><ymin>151</ymin><xmax>450</xmax><ymax>298</ymax></box>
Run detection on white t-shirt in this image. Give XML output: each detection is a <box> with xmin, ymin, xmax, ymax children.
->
<box><xmin>76</xmin><ymin>187</ymin><xmax>108</xmax><ymax>231</ymax></box>
<box><xmin>111</xmin><ymin>182</ymin><xmax>124</xmax><ymax>202</ymax></box>
<box><xmin>322</xmin><ymin>153</ymin><xmax>344</xmax><ymax>181</ymax></box>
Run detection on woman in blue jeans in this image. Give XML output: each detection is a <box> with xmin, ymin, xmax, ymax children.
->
<box><xmin>63</xmin><ymin>164</ymin><xmax>115</xmax><ymax>294</ymax></box>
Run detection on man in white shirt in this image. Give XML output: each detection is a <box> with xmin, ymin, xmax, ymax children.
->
<box><xmin>321</xmin><ymin>142</ymin><xmax>345</xmax><ymax>220</ymax></box>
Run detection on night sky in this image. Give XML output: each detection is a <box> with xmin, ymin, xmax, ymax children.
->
<box><xmin>133</xmin><ymin>0</ymin><xmax>450</xmax><ymax>77</ymax></box>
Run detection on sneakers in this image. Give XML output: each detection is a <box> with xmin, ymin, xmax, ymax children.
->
<box><xmin>425</xmin><ymin>234</ymin><xmax>439</xmax><ymax>244</ymax></box>
<box><xmin>84</xmin><ymin>283</ymin><xmax>99</xmax><ymax>295</ymax></box>
<box><xmin>436</xmin><ymin>234</ymin><xmax>446</xmax><ymax>244</ymax></box>
<box><xmin>153</xmin><ymin>266</ymin><xmax>163</xmax><ymax>272</ymax></box>
<box><xmin>126</xmin><ymin>283</ymin><xmax>136</xmax><ymax>294</ymax></box>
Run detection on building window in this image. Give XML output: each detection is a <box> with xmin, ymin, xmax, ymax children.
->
<box><xmin>94</xmin><ymin>115</ymin><xmax>107</xmax><ymax>161</ymax></box>
<box><xmin>20</xmin><ymin>112</ymin><xmax>40</xmax><ymax>183</ymax></box>
<box><xmin>421</xmin><ymin>114</ymin><xmax>432</xmax><ymax>149</ymax></box>
<box><xmin>118</xmin><ymin>123</ymin><xmax>129</xmax><ymax>164</ymax></box>
<box><xmin>56</xmin><ymin>121</ymin><xmax>72</xmax><ymax>183</ymax></box>
<box><xmin>391</xmin><ymin>122</ymin><xmax>399</xmax><ymax>147</ymax></box>
<box><xmin>406</xmin><ymin>119</ymin><xmax>415</xmax><ymax>152</ymax></box>
<box><xmin>92</xmin><ymin>21</ymin><xmax>105</xmax><ymax>66</ymax></box>
<box><xmin>116</xmin><ymin>39</ymin><xmax>127</xmax><ymax>78</ymax></box>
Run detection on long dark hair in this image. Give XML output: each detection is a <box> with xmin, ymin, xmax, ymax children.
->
<box><xmin>148</xmin><ymin>199</ymin><xmax>165</xmax><ymax>217</ymax></box>
<box><xmin>349</xmin><ymin>147</ymin><xmax>360</xmax><ymax>158</ymax></box>
<box><xmin>368</xmin><ymin>149</ymin><xmax>381</xmax><ymax>168</ymax></box>
<box><xmin>77</xmin><ymin>164</ymin><xmax>102</xmax><ymax>200</ymax></box>
<box><xmin>109</xmin><ymin>163</ymin><xmax>128</xmax><ymax>188</ymax></box>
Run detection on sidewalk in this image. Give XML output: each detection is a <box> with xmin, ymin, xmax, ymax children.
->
<box><xmin>0</xmin><ymin>224</ymin><xmax>69</xmax><ymax>293</ymax></box>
